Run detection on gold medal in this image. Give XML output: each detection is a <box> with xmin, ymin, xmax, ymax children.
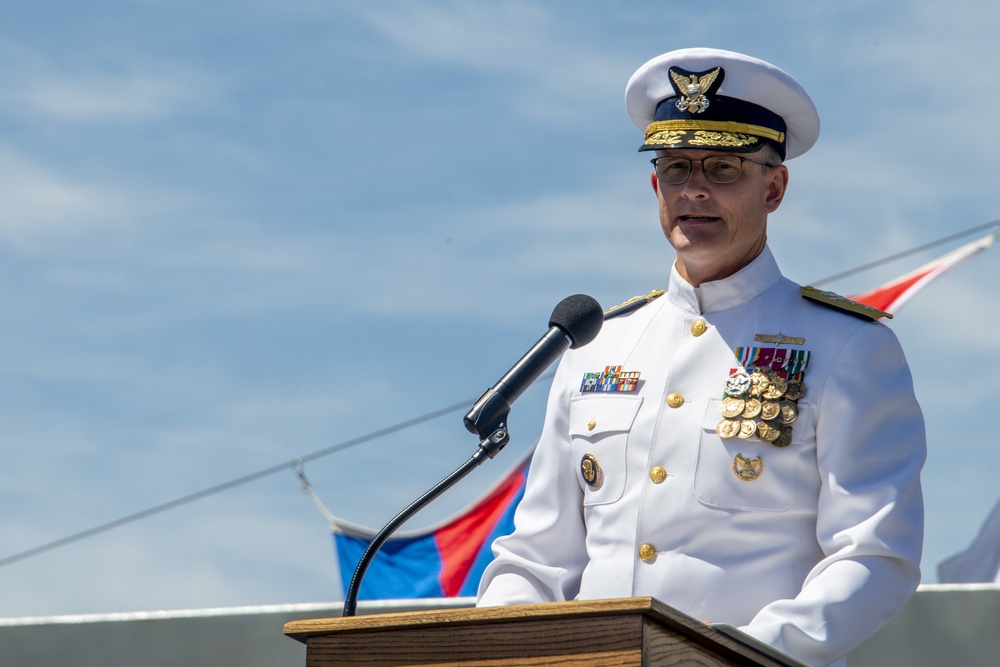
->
<box><xmin>784</xmin><ymin>380</ymin><xmax>805</xmax><ymax>401</ymax></box>
<box><xmin>762</xmin><ymin>374</ymin><xmax>787</xmax><ymax>400</ymax></box>
<box><xmin>733</xmin><ymin>453</ymin><xmax>763</xmax><ymax>481</ymax></box>
<box><xmin>757</xmin><ymin>420</ymin><xmax>781</xmax><ymax>443</ymax></box>
<box><xmin>716</xmin><ymin>418</ymin><xmax>740</xmax><ymax>439</ymax></box>
<box><xmin>737</xmin><ymin>419</ymin><xmax>757</xmax><ymax>439</ymax></box>
<box><xmin>720</xmin><ymin>396</ymin><xmax>745</xmax><ymax>419</ymax></box>
<box><xmin>760</xmin><ymin>400</ymin><xmax>781</xmax><ymax>421</ymax></box>
<box><xmin>779</xmin><ymin>400</ymin><xmax>798</xmax><ymax>425</ymax></box>
<box><xmin>741</xmin><ymin>398</ymin><xmax>762</xmax><ymax>419</ymax></box>
<box><xmin>580</xmin><ymin>454</ymin><xmax>603</xmax><ymax>489</ymax></box>
<box><xmin>749</xmin><ymin>370</ymin><xmax>767</xmax><ymax>398</ymax></box>
<box><xmin>772</xmin><ymin>427</ymin><xmax>793</xmax><ymax>448</ymax></box>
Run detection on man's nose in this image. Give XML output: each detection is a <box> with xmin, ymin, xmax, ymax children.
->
<box><xmin>680</xmin><ymin>163</ymin><xmax>712</xmax><ymax>196</ymax></box>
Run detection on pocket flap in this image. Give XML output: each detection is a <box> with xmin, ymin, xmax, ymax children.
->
<box><xmin>569</xmin><ymin>395</ymin><xmax>643</xmax><ymax>437</ymax></box>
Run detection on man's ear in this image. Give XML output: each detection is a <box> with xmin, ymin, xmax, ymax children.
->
<box><xmin>650</xmin><ymin>170</ymin><xmax>659</xmax><ymax>194</ymax></box>
<box><xmin>764</xmin><ymin>165</ymin><xmax>789</xmax><ymax>213</ymax></box>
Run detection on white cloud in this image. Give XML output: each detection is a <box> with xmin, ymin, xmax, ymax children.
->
<box><xmin>0</xmin><ymin>39</ymin><xmax>219</xmax><ymax>122</ymax></box>
<box><xmin>347</xmin><ymin>1</ymin><xmax>634</xmax><ymax>122</ymax></box>
<box><xmin>5</xmin><ymin>72</ymin><xmax>205</xmax><ymax>121</ymax></box>
<box><xmin>351</xmin><ymin>2</ymin><xmax>558</xmax><ymax>71</ymax></box>
<box><xmin>0</xmin><ymin>149</ymin><xmax>127</xmax><ymax>243</ymax></box>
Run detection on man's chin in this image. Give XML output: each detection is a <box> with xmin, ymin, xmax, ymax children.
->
<box><xmin>666</xmin><ymin>229</ymin><xmax>726</xmax><ymax>253</ymax></box>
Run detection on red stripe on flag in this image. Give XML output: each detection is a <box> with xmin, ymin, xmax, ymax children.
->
<box><xmin>435</xmin><ymin>465</ymin><xmax>527</xmax><ymax>597</ymax></box>
<box><xmin>848</xmin><ymin>231</ymin><xmax>995</xmax><ymax>314</ymax></box>
<box><xmin>850</xmin><ymin>268</ymin><xmax>935</xmax><ymax>312</ymax></box>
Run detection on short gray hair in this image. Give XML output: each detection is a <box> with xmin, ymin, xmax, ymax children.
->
<box><xmin>759</xmin><ymin>143</ymin><xmax>784</xmax><ymax>165</ymax></box>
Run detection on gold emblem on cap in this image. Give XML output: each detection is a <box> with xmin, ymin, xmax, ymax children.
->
<box><xmin>580</xmin><ymin>453</ymin><xmax>602</xmax><ymax>489</ymax></box>
<box><xmin>689</xmin><ymin>131</ymin><xmax>760</xmax><ymax>148</ymax></box>
<box><xmin>639</xmin><ymin>543</ymin><xmax>657</xmax><ymax>562</ymax></box>
<box><xmin>645</xmin><ymin>121</ymin><xmax>784</xmax><ymax>146</ymax></box>
<box><xmin>733</xmin><ymin>454</ymin><xmax>763</xmax><ymax>481</ymax></box>
<box><xmin>645</xmin><ymin>129</ymin><xmax>685</xmax><ymax>146</ymax></box>
<box><xmin>670</xmin><ymin>67</ymin><xmax>721</xmax><ymax>114</ymax></box>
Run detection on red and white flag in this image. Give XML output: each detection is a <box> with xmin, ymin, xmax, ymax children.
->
<box><xmin>853</xmin><ymin>228</ymin><xmax>1000</xmax><ymax>583</ymax></box>
<box><xmin>938</xmin><ymin>498</ymin><xmax>1000</xmax><ymax>584</ymax></box>
<box><xmin>849</xmin><ymin>231</ymin><xmax>996</xmax><ymax>314</ymax></box>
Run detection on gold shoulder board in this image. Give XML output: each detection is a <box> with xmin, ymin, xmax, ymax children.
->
<box><xmin>800</xmin><ymin>286</ymin><xmax>892</xmax><ymax>321</ymax></box>
<box><xmin>604</xmin><ymin>289</ymin><xmax>666</xmax><ymax>320</ymax></box>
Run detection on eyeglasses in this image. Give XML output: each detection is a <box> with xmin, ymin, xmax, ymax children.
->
<box><xmin>650</xmin><ymin>155</ymin><xmax>775</xmax><ymax>185</ymax></box>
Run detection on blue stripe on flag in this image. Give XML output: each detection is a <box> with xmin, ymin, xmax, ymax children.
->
<box><xmin>334</xmin><ymin>532</ymin><xmax>445</xmax><ymax>600</ymax></box>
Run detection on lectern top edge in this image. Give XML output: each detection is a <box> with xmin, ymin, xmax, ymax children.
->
<box><xmin>284</xmin><ymin>596</ymin><xmax>665</xmax><ymax>641</ymax></box>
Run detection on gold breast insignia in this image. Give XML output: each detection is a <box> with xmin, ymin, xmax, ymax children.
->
<box><xmin>733</xmin><ymin>454</ymin><xmax>763</xmax><ymax>482</ymax></box>
<box><xmin>753</xmin><ymin>332</ymin><xmax>805</xmax><ymax>346</ymax></box>
<box><xmin>581</xmin><ymin>453</ymin><xmax>603</xmax><ymax>489</ymax></box>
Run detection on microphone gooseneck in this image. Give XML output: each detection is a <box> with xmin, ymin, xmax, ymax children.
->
<box><xmin>342</xmin><ymin>294</ymin><xmax>602</xmax><ymax>617</ymax></box>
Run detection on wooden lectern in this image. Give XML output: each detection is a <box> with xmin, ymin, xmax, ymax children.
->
<box><xmin>284</xmin><ymin>597</ymin><xmax>808</xmax><ymax>666</ymax></box>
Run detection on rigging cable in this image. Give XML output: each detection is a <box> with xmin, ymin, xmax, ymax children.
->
<box><xmin>1</xmin><ymin>219</ymin><xmax>996</xmax><ymax>569</ymax></box>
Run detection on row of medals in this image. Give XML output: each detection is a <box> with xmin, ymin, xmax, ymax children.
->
<box><xmin>717</xmin><ymin>367</ymin><xmax>804</xmax><ymax>447</ymax></box>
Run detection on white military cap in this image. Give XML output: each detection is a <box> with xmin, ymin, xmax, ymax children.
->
<box><xmin>625</xmin><ymin>48</ymin><xmax>820</xmax><ymax>160</ymax></box>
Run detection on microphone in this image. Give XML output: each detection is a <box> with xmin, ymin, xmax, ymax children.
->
<box><xmin>341</xmin><ymin>294</ymin><xmax>604</xmax><ymax>617</ymax></box>
<box><xmin>463</xmin><ymin>294</ymin><xmax>603</xmax><ymax>444</ymax></box>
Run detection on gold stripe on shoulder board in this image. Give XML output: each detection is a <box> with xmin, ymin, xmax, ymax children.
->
<box><xmin>604</xmin><ymin>289</ymin><xmax>666</xmax><ymax>320</ymax></box>
<box><xmin>800</xmin><ymin>286</ymin><xmax>892</xmax><ymax>321</ymax></box>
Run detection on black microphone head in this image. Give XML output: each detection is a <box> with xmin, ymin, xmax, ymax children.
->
<box><xmin>549</xmin><ymin>294</ymin><xmax>603</xmax><ymax>349</ymax></box>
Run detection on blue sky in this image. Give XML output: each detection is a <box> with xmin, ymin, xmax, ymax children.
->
<box><xmin>1</xmin><ymin>1</ymin><xmax>998</xmax><ymax>617</ymax></box>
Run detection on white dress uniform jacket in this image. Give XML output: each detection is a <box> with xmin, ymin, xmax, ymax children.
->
<box><xmin>477</xmin><ymin>246</ymin><xmax>925</xmax><ymax>667</ymax></box>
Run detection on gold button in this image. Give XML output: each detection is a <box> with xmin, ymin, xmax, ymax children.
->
<box><xmin>691</xmin><ymin>320</ymin><xmax>707</xmax><ymax>337</ymax></box>
<box><xmin>666</xmin><ymin>392</ymin><xmax>684</xmax><ymax>408</ymax></box>
<box><xmin>650</xmin><ymin>466</ymin><xmax>667</xmax><ymax>483</ymax></box>
<box><xmin>639</xmin><ymin>544</ymin><xmax>657</xmax><ymax>562</ymax></box>
<box><xmin>587</xmin><ymin>419</ymin><xmax>596</xmax><ymax>431</ymax></box>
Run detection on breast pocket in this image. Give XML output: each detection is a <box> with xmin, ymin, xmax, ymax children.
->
<box><xmin>693</xmin><ymin>396</ymin><xmax>808</xmax><ymax>512</ymax></box>
<box><xmin>568</xmin><ymin>394</ymin><xmax>642</xmax><ymax>506</ymax></box>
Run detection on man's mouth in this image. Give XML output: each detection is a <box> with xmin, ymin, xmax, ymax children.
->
<box><xmin>677</xmin><ymin>214</ymin><xmax>720</xmax><ymax>223</ymax></box>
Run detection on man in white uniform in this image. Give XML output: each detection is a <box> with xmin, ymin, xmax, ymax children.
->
<box><xmin>477</xmin><ymin>48</ymin><xmax>925</xmax><ymax>667</ymax></box>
